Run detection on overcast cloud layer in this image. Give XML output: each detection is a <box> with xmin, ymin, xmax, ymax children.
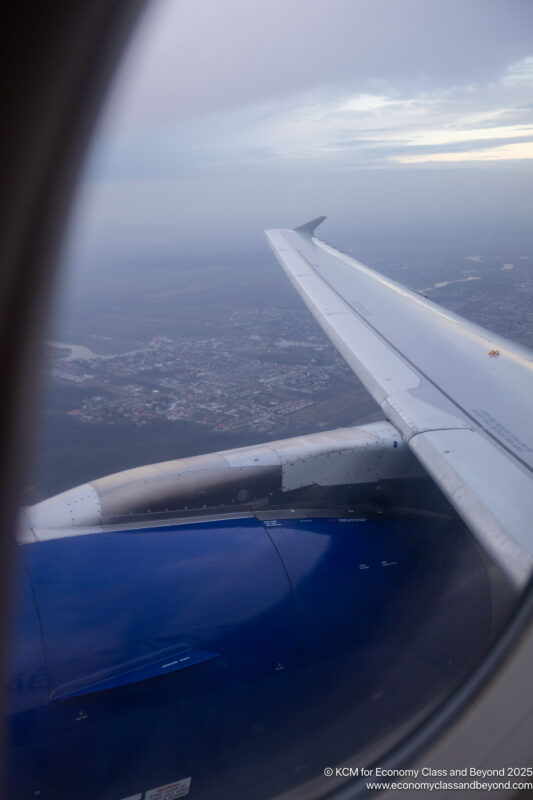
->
<box><xmin>66</xmin><ymin>0</ymin><xmax>533</xmax><ymax>263</ymax></box>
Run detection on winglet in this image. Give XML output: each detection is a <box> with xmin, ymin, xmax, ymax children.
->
<box><xmin>294</xmin><ymin>216</ymin><xmax>326</xmax><ymax>236</ymax></box>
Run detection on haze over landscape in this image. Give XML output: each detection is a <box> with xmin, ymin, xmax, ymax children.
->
<box><xmin>27</xmin><ymin>0</ymin><xmax>533</xmax><ymax>502</ymax></box>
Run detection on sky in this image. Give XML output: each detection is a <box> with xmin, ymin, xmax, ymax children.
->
<box><xmin>64</xmin><ymin>0</ymin><xmax>533</xmax><ymax>267</ymax></box>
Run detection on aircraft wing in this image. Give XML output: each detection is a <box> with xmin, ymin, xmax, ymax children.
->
<box><xmin>265</xmin><ymin>217</ymin><xmax>533</xmax><ymax>588</ymax></box>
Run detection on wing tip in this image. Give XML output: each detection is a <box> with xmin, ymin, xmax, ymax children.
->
<box><xmin>294</xmin><ymin>216</ymin><xmax>326</xmax><ymax>236</ymax></box>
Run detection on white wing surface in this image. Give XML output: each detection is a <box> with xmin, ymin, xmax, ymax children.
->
<box><xmin>265</xmin><ymin>218</ymin><xmax>533</xmax><ymax>588</ymax></box>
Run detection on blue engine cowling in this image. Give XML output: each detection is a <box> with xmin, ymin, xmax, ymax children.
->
<box><xmin>5</xmin><ymin>514</ymin><xmax>494</xmax><ymax>799</ymax></box>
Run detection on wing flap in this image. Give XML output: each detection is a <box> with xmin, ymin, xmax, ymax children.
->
<box><xmin>411</xmin><ymin>429</ymin><xmax>532</xmax><ymax>587</ymax></box>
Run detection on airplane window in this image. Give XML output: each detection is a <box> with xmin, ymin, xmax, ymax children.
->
<box><xmin>6</xmin><ymin>1</ymin><xmax>533</xmax><ymax>799</ymax></box>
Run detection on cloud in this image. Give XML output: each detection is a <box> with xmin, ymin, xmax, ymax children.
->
<box><xmin>89</xmin><ymin>23</ymin><xmax>533</xmax><ymax>178</ymax></box>
<box><xmin>503</xmin><ymin>55</ymin><xmax>533</xmax><ymax>85</ymax></box>
<box><xmin>105</xmin><ymin>0</ymin><xmax>533</xmax><ymax>128</ymax></box>
<box><xmin>66</xmin><ymin>0</ymin><xmax>533</xmax><ymax>256</ymax></box>
<box><xmin>394</xmin><ymin>140</ymin><xmax>533</xmax><ymax>164</ymax></box>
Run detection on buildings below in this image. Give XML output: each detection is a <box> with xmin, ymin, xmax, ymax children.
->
<box><xmin>47</xmin><ymin>309</ymin><xmax>366</xmax><ymax>433</ymax></box>
<box><xmin>30</xmin><ymin>252</ymin><xmax>532</xmax><ymax>502</ymax></box>
<box><xmin>45</xmin><ymin>252</ymin><xmax>533</xmax><ymax>438</ymax></box>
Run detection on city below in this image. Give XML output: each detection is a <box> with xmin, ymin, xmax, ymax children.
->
<box><xmin>27</xmin><ymin>240</ymin><xmax>532</xmax><ymax>503</ymax></box>
<box><xmin>46</xmin><ymin>307</ymin><xmax>371</xmax><ymax>433</ymax></box>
